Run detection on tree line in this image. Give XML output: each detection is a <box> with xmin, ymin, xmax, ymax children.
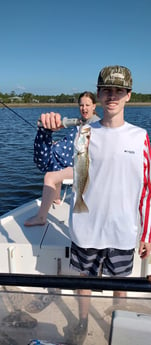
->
<box><xmin>0</xmin><ymin>91</ymin><xmax>151</xmax><ymax>104</ymax></box>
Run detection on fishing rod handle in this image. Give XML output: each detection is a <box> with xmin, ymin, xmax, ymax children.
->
<box><xmin>38</xmin><ymin>117</ymin><xmax>82</xmax><ymax>129</ymax></box>
<box><xmin>62</xmin><ymin>117</ymin><xmax>82</xmax><ymax>128</ymax></box>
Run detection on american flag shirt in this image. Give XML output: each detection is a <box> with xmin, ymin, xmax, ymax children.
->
<box><xmin>33</xmin><ymin>115</ymin><xmax>100</xmax><ymax>173</ymax></box>
<box><xmin>34</xmin><ymin>126</ymin><xmax>77</xmax><ymax>172</ymax></box>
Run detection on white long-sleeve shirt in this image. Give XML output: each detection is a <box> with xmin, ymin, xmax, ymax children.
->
<box><xmin>69</xmin><ymin>121</ymin><xmax>151</xmax><ymax>249</ymax></box>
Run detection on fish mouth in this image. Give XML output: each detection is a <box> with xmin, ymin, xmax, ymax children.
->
<box><xmin>81</xmin><ymin>127</ymin><xmax>91</xmax><ymax>134</ymax></box>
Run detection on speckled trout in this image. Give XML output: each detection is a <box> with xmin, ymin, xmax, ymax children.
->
<box><xmin>73</xmin><ymin>126</ymin><xmax>91</xmax><ymax>213</ymax></box>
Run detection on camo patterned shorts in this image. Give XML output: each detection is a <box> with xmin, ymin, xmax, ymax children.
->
<box><xmin>70</xmin><ymin>242</ymin><xmax>135</xmax><ymax>277</ymax></box>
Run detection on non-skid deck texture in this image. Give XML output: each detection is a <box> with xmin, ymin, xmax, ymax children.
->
<box><xmin>0</xmin><ymin>288</ymin><xmax>151</xmax><ymax>345</ymax></box>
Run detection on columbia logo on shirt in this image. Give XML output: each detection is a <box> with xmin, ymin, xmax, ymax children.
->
<box><xmin>124</xmin><ymin>150</ymin><xmax>135</xmax><ymax>154</ymax></box>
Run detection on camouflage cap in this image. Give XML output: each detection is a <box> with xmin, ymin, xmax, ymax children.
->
<box><xmin>97</xmin><ymin>65</ymin><xmax>132</xmax><ymax>90</ymax></box>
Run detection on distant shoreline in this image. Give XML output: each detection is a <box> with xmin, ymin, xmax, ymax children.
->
<box><xmin>0</xmin><ymin>102</ymin><xmax>151</xmax><ymax>108</ymax></box>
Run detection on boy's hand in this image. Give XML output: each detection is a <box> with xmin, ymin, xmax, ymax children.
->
<box><xmin>139</xmin><ymin>241</ymin><xmax>151</xmax><ymax>259</ymax></box>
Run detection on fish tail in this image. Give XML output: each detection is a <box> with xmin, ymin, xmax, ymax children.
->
<box><xmin>73</xmin><ymin>197</ymin><xmax>89</xmax><ymax>213</ymax></box>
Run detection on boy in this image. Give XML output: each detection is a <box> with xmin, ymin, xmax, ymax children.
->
<box><xmin>40</xmin><ymin>66</ymin><xmax>151</xmax><ymax>344</ymax></box>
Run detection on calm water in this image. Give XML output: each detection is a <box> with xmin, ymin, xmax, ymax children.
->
<box><xmin>0</xmin><ymin>105</ymin><xmax>151</xmax><ymax>217</ymax></box>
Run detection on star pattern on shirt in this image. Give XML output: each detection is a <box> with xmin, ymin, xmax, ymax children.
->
<box><xmin>34</xmin><ymin>127</ymin><xmax>76</xmax><ymax>172</ymax></box>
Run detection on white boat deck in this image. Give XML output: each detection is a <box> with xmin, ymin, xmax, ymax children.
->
<box><xmin>0</xmin><ymin>195</ymin><xmax>151</xmax><ymax>284</ymax></box>
<box><xmin>0</xmin><ymin>198</ymin><xmax>72</xmax><ymax>277</ymax></box>
<box><xmin>0</xmin><ymin>190</ymin><xmax>151</xmax><ymax>344</ymax></box>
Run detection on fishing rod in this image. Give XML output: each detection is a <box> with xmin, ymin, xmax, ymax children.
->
<box><xmin>0</xmin><ymin>101</ymin><xmax>83</xmax><ymax>130</ymax></box>
<box><xmin>0</xmin><ymin>100</ymin><xmax>35</xmax><ymax>128</ymax></box>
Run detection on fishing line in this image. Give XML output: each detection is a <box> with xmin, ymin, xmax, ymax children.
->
<box><xmin>0</xmin><ymin>100</ymin><xmax>35</xmax><ymax>129</ymax></box>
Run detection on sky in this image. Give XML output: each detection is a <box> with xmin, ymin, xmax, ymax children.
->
<box><xmin>0</xmin><ymin>0</ymin><xmax>151</xmax><ymax>95</ymax></box>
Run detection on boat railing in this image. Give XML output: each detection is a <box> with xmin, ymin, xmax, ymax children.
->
<box><xmin>0</xmin><ymin>274</ymin><xmax>151</xmax><ymax>345</ymax></box>
<box><xmin>0</xmin><ymin>273</ymin><xmax>151</xmax><ymax>293</ymax></box>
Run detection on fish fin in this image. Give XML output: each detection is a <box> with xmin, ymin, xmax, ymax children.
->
<box><xmin>73</xmin><ymin>197</ymin><xmax>89</xmax><ymax>213</ymax></box>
